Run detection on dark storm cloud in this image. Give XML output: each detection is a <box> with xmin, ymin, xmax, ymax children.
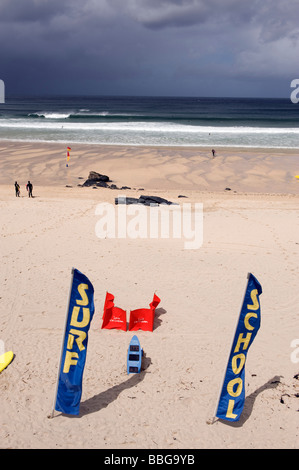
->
<box><xmin>116</xmin><ymin>0</ymin><xmax>250</xmax><ymax>29</ymax></box>
<box><xmin>0</xmin><ymin>0</ymin><xmax>298</xmax><ymax>97</ymax></box>
<box><xmin>0</xmin><ymin>0</ymin><xmax>71</xmax><ymax>22</ymax></box>
<box><xmin>117</xmin><ymin>0</ymin><xmax>299</xmax><ymax>41</ymax></box>
<box><xmin>122</xmin><ymin>0</ymin><xmax>211</xmax><ymax>29</ymax></box>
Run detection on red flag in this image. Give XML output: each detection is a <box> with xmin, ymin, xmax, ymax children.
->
<box><xmin>129</xmin><ymin>294</ymin><xmax>160</xmax><ymax>332</ymax></box>
<box><xmin>66</xmin><ymin>147</ymin><xmax>71</xmax><ymax>167</ymax></box>
<box><xmin>101</xmin><ymin>292</ymin><xmax>127</xmax><ymax>331</ymax></box>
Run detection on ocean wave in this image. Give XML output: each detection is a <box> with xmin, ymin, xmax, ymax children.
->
<box><xmin>2</xmin><ymin>118</ymin><xmax>299</xmax><ymax>135</ymax></box>
<box><xmin>23</xmin><ymin>112</ymin><xmax>299</xmax><ymax>125</ymax></box>
<box><xmin>1</xmin><ymin>95</ymin><xmax>298</xmax><ymax>149</ymax></box>
<box><xmin>28</xmin><ymin>112</ymin><xmax>71</xmax><ymax>119</ymax></box>
<box><xmin>27</xmin><ymin>111</ymin><xmax>133</xmax><ymax>119</ymax></box>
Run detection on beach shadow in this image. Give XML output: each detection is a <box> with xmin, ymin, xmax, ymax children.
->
<box><xmin>77</xmin><ymin>354</ymin><xmax>152</xmax><ymax>417</ymax></box>
<box><xmin>218</xmin><ymin>375</ymin><xmax>282</xmax><ymax>427</ymax></box>
<box><xmin>153</xmin><ymin>307</ymin><xmax>167</xmax><ymax>330</ymax></box>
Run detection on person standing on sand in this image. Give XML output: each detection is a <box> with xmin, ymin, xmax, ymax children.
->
<box><xmin>14</xmin><ymin>181</ymin><xmax>20</xmax><ymax>197</ymax></box>
<box><xmin>211</xmin><ymin>149</ymin><xmax>216</xmax><ymax>158</ymax></box>
<box><xmin>26</xmin><ymin>180</ymin><xmax>33</xmax><ymax>198</ymax></box>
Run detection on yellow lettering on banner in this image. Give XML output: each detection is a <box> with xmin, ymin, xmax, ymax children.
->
<box><xmin>231</xmin><ymin>353</ymin><xmax>246</xmax><ymax>374</ymax></box>
<box><xmin>67</xmin><ymin>333</ymin><xmax>74</xmax><ymax>350</ymax></box>
<box><xmin>247</xmin><ymin>289</ymin><xmax>259</xmax><ymax>310</ymax></box>
<box><xmin>227</xmin><ymin>377</ymin><xmax>243</xmax><ymax>397</ymax></box>
<box><xmin>67</xmin><ymin>329</ymin><xmax>87</xmax><ymax>352</ymax></box>
<box><xmin>244</xmin><ymin>312</ymin><xmax>258</xmax><ymax>331</ymax></box>
<box><xmin>220</xmin><ymin>286</ymin><xmax>260</xmax><ymax>420</ymax></box>
<box><xmin>61</xmin><ymin>284</ymin><xmax>92</xmax><ymax>375</ymax></box>
<box><xmin>76</xmin><ymin>283</ymin><xmax>89</xmax><ymax>306</ymax></box>
<box><xmin>226</xmin><ymin>399</ymin><xmax>238</xmax><ymax>419</ymax></box>
<box><xmin>234</xmin><ymin>332</ymin><xmax>252</xmax><ymax>353</ymax></box>
<box><xmin>63</xmin><ymin>351</ymin><xmax>79</xmax><ymax>373</ymax></box>
<box><xmin>70</xmin><ymin>306</ymin><xmax>90</xmax><ymax>328</ymax></box>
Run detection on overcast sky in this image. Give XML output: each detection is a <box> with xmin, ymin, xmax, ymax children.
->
<box><xmin>1</xmin><ymin>0</ymin><xmax>298</xmax><ymax>98</ymax></box>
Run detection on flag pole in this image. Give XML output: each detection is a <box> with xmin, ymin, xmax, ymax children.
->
<box><xmin>207</xmin><ymin>272</ymin><xmax>251</xmax><ymax>424</ymax></box>
<box><xmin>49</xmin><ymin>267</ymin><xmax>75</xmax><ymax>419</ymax></box>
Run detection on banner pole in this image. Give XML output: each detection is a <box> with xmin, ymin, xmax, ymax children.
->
<box><xmin>208</xmin><ymin>272</ymin><xmax>250</xmax><ymax>424</ymax></box>
<box><xmin>49</xmin><ymin>267</ymin><xmax>75</xmax><ymax>419</ymax></box>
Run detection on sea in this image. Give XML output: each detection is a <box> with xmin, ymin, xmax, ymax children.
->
<box><xmin>0</xmin><ymin>95</ymin><xmax>298</xmax><ymax>149</ymax></box>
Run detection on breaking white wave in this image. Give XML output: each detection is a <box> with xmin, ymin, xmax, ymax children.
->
<box><xmin>28</xmin><ymin>112</ymin><xmax>71</xmax><ymax>119</ymax></box>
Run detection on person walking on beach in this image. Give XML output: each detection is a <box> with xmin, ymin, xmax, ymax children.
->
<box><xmin>211</xmin><ymin>149</ymin><xmax>216</xmax><ymax>158</ymax></box>
<box><xmin>14</xmin><ymin>181</ymin><xmax>20</xmax><ymax>197</ymax></box>
<box><xmin>26</xmin><ymin>180</ymin><xmax>33</xmax><ymax>198</ymax></box>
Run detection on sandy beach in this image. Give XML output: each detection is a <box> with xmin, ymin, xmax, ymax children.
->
<box><xmin>0</xmin><ymin>140</ymin><xmax>298</xmax><ymax>449</ymax></box>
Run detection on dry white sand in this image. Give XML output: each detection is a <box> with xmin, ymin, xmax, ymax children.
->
<box><xmin>0</xmin><ymin>141</ymin><xmax>298</xmax><ymax>449</ymax></box>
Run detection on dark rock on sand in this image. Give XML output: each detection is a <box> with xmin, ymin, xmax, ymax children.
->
<box><xmin>82</xmin><ymin>171</ymin><xmax>110</xmax><ymax>187</ymax></box>
<box><xmin>115</xmin><ymin>195</ymin><xmax>177</xmax><ymax>206</ymax></box>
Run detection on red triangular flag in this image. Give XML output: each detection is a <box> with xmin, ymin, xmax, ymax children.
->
<box><xmin>101</xmin><ymin>292</ymin><xmax>127</xmax><ymax>331</ymax></box>
<box><xmin>129</xmin><ymin>294</ymin><xmax>160</xmax><ymax>332</ymax></box>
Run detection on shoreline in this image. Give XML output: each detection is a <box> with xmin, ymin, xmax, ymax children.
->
<box><xmin>0</xmin><ymin>137</ymin><xmax>299</xmax><ymax>153</ymax></box>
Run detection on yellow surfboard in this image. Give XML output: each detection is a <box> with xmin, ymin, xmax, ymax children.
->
<box><xmin>0</xmin><ymin>351</ymin><xmax>14</xmax><ymax>373</ymax></box>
